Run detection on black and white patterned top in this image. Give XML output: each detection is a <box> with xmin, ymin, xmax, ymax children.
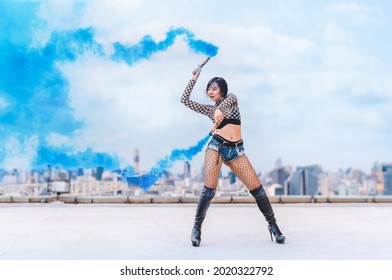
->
<box><xmin>181</xmin><ymin>79</ymin><xmax>241</xmax><ymax>123</ymax></box>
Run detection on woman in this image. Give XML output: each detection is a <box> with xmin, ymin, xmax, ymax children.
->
<box><xmin>181</xmin><ymin>64</ymin><xmax>286</xmax><ymax>247</ymax></box>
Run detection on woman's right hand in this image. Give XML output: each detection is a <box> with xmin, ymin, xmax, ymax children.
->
<box><xmin>191</xmin><ymin>67</ymin><xmax>201</xmax><ymax>81</ymax></box>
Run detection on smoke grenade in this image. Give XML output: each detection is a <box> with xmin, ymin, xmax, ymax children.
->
<box><xmin>193</xmin><ymin>56</ymin><xmax>210</xmax><ymax>75</ymax></box>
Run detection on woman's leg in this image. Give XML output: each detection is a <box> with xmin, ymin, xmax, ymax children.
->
<box><xmin>204</xmin><ymin>149</ymin><xmax>223</xmax><ymax>189</ymax></box>
<box><xmin>225</xmin><ymin>154</ymin><xmax>261</xmax><ymax>191</ymax></box>
<box><xmin>225</xmin><ymin>155</ymin><xmax>285</xmax><ymax>244</ymax></box>
<box><xmin>191</xmin><ymin>149</ymin><xmax>223</xmax><ymax>247</ymax></box>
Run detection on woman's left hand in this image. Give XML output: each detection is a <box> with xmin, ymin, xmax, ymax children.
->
<box><xmin>214</xmin><ymin>109</ymin><xmax>224</xmax><ymax>124</ymax></box>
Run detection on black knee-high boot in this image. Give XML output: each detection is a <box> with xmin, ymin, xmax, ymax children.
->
<box><xmin>191</xmin><ymin>186</ymin><xmax>216</xmax><ymax>247</ymax></box>
<box><xmin>250</xmin><ymin>186</ymin><xmax>285</xmax><ymax>244</ymax></box>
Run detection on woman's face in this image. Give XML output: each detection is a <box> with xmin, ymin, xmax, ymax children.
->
<box><xmin>207</xmin><ymin>82</ymin><xmax>222</xmax><ymax>101</ymax></box>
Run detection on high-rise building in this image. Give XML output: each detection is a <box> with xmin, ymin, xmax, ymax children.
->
<box><xmin>184</xmin><ymin>161</ymin><xmax>191</xmax><ymax>178</ymax></box>
<box><xmin>382</xmin><ymin>164</ymin><xmax>392</xmax><ymax>195</ymax></box>
<box><xmin>287</xmin><ymin>165</ymin><xmax>322</xmax><ymax>195</ymax></box>
<box><xmin>200</xmin><ymin>165</ymin><xmax>205</xmax><ymax>182</ymax></box>
<box><xmin>95</xmin><ymin>167</ymin><xmax>104</xmax><ymax>181</ymax></box>
<box><xmin>269</xmin><ymin>167</ymin><xmax>290</xmax><ymax>188</ymax></box>
<box><xmin>134</xmin><ymin>149</ymin><xmax>139</xmax><ymax>173</ymax></box>
<box><xmin>338</xmin><ymin>180</ymin><xmax>360</xmax><ymax>195</ymax></box>
<box><xmin>351</xmin><ymin>169</ymin><xmax>363</xmax><ymax>183</ymax></box>
<box><xmin>318</xmin><ymin>172</ymin><xmax>340</xmax><ymax>195</ymax></box>
<box><xmin>77</xmin><ymin>168</ymin><xmax>84</xmax><ymax>176</ymax></box>
<box><xmin>228</xmin><ymin>171</ymin><xmax>236</xmax><ymax>184</ymax></box>
<box><xmin>275</xmin><ymin>158</ymin><xmax>282</xmax><ymax>169</ymax></box>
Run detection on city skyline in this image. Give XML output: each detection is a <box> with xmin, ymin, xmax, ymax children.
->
<box><xmin>2</xmin><ymin>156</ymin><xmax>392</xmax><ymax>196</ymax></box>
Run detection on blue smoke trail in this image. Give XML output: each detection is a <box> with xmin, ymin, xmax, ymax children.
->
<box><xmin>127</xmin><ymin>134</ymin><xmax>211</xmax><ymax>190</ymax></box>
<box><xmin>112</xmin><ymin>27</ymin><xmax>219</xmax><ymax>65</ymax></box>
<box><xmin>33</xmin><ymin>147</ymin><xmax>120</xmax><ymax>170</ymax></box>
<box><xmin>0</xmin><ymin>0</ymin><xmax>219</xmax><ymax>171</ymax></box>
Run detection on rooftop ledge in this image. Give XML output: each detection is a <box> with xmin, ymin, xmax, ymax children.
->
<box><xmin>1</xmin><ymin>195</ymin><xmax>392</xmax><ymax>204</ymax></box>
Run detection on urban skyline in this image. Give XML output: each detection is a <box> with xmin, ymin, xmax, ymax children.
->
<box><xmin>1</xmin><ymin>153</ymin><xmax>391</xmax><ymax>196</ymax></box>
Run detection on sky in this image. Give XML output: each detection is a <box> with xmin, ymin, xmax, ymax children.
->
<box><xmin>1</xmin><ymin>0</ymin><xmax>392</xmax><ymax>175</ymax></box>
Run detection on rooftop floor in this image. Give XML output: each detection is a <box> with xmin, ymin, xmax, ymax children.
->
<box><xmin>0</xmin><ymin>202</ymin><xmax>391</xmax><ymax>260</ymax></box>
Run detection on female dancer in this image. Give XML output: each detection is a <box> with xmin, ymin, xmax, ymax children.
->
<box><xmin>181</xmin><ymin>63</ymin><xmax>285</xmax><ymax>247</ymax></box>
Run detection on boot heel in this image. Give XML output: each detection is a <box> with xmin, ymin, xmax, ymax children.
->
<box><xmin>268</xmin><ymin>224</ymin><xmax>286</xmax><ymax>244</ymax></box>
<box><xmin>268</xmin><ymin>229</ymin><xmax>273</xmax><ymax>242</ymax></box>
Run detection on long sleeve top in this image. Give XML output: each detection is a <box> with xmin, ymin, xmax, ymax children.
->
<box><xmin>180</xmin><ymin>79</ymin><xmax>241</xmax><ymax>124</ymax></box>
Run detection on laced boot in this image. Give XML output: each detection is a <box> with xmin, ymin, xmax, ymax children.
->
<box><xmin>250</xmin><ymin>186</ymin><xmax>286</xmax><ymax>244</ymax></box>
<box><xmin>191</xmin><ymin>186</ymin><xmax>216</xmax><ymax>247</ymax></box>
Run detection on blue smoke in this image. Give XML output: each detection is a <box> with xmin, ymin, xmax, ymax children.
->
<box><xmin>0</xmin><ymin>0</ymin><xmax>219</xmax><ymax>171</ymax></box>
<box><xmin>0</xmin><ymin>1</ymin><xmax>113</xmax><ymax>169</ymax></box>
<box><xmin>1</xmin><ymin>27</ymin><xmax>101</xmax><ymax>140</ymax></box>
<box><xmin>33</xmin><ymin>147</ymin><xmax>120</xmax><ymax>170</ymax></box>
<box><xmin>127</xmin><ymin>134</ymin><xmax>211</xmax><ymax>190</ymax></box>
<box><xmin>112</xmin><ymin>27</ymin><xmax>219</xmax><ymax>65</ymax></box>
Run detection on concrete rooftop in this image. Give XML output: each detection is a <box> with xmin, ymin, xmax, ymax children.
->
<box><xmin>1</xmin><ymin>202</ymin><xmax>391</xmax><ymax>260</ymax></box>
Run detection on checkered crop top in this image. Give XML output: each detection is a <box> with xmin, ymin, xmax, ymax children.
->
<box><xmin>181</xmin><ymin>79</ymin><xmax>241</xmax><ymax>128</ymax></box>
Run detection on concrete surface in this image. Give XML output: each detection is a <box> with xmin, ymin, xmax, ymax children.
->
<box><xmin>0</xmin><ymin>202</ymin><xmax>391</xmax><ymax>260</ymax></box>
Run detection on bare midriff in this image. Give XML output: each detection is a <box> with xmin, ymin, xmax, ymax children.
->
<box><xmin>215</xmin><ymin>124</ymin><xmax>242</xmax><ymax>142</ymax></box>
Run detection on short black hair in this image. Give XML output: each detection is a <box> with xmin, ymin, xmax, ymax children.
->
<box><xmin>206</xmin><ymin>77</ymin><xmax>228</xmax><ymax>98</ymax></box>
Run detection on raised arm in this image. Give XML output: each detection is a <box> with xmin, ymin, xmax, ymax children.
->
<box><xmin>180</xmin><ymin>69</ymin><xmax>215</xmax><ymax>119</ymax></box>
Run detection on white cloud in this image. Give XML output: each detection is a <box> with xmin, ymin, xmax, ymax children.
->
<box><xmin>324</xmin><ymin>22</ymin><xmax>353</xmax><ymax>43</ymax></box>
<box><xmin>326</xmin><ymin>2</ymin><xmax>383</xmax><ymax>24</ymax></box>
<box><xmin>2</xmin><ymin>136</ymin><xmax>39</xmax><ymax>170</ymax></box>
<box><xmin>46</xmin><ymin>133</ymin><xmax>71</xmax><ymax>147</ymax></box>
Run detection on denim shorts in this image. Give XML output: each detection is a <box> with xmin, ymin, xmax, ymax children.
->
<box><xmin>207</xmin><ymin>134</ymin><xmax>245</xmax><ymax>162</ymax></box>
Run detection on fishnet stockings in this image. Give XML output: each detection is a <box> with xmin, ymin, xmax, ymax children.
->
<box><xmin>204</xmin><ymin>149</ymin><xmax>223</xmax><ymax>189</ymax></box>
<box><xmin>204</xmin><ymin>149</ymin><xmax>260</xmax><ymax>191</ymax></box>
<box><xmin>225</xmin><ymin>155</ymin><xmax>261</xmax><ymax>191</ymax></box>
